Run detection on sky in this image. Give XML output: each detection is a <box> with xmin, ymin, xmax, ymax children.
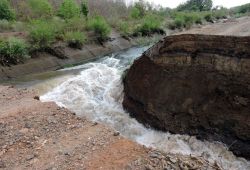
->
<box><xmin>127</xmin><ymin>0</ymin><xmax>250</xmax><ymax>8</ymax></box>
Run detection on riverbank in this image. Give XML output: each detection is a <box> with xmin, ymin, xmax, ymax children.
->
<box><xmin>0</xmin><ymin>85</ymin><xmax>217</xmax><ymax>169</ymax></box>
<box><xmin>0</xmin><ymin>31</ymin><xmax>165</xmax><ymax>81</ymax></box>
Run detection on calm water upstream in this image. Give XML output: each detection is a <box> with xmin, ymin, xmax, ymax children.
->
<box><xmin>39</xmin><ymin>47</ymin><xmax>250</xmax><ymax>170</ymax></box>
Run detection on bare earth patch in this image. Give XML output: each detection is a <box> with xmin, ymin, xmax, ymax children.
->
<box><xmin>0</xmin><ymin>86</ymin><xmax>218</xmax><ymax>170</ymax></box>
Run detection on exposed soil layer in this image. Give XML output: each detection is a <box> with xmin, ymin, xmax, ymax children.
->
<box><xmin>0</xmin><ymin>86</ymin><xmax>217</xmax><ymax>170</ymax></box>
<box><xmin>123</xmin><ymin>34</ymin><xmax>250</xmax><ymax>159</ymax></box>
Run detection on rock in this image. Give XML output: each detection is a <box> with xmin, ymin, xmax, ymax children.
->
<box><xmin>113</xmin><ymin>131</ymin><xmax>120</xmax><ymax>136</ymax></box>
<box><xmin>123</xmin><ymin>34</ymin><xmax>250</xmax><ymax>159</ymax></box>
<box><xmin>34</xmin><ymin>96</ymin><xmax>40</xmax><ymax>100</ymax></box>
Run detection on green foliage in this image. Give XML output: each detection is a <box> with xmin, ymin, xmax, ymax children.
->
<box><xmin>88</xmin><ymin>16</ymin><xmax>111</xmax><ymax>41</ymax></box>
<box><xmin>169</xmin><ymin>12</ymin><xmax>203</xmax><ymax>29</ymax></box>
<box><xmin>0</xmin><ymin>19</ymin><xmax>13</xmax><ymax>31</ymax></box>
<box><xmin>29</xmin><ymin>20</ymin><xmax>57</xmax><ymax>50</ymax></box>
<box><xmin>136</xmin><ymin>14</ymin><xmax>163</xmax><ymax>35</ymax></box>
<box><xmin>204</xmin><ymin>13</ymin><xmax>213</xmax><ymax>22</ymax></box>
<box><xmin>130</xmin><ymin>0</ymin><xmax>146</xmax><ymax>19</ymax></box>
<box><xmin>118</xmin><ymin>21</ymin><xmax>131</xmax><ymax>36</ymax></box>
<box><xmin>0</xmin><ymin>37</ymin><xmax>29</xmax><ymax>65</ymax></box>
<box><xmin>64</xmin><ymin>31</ymin><xmax>86</xmax><ymax>49</ymax></box>
<box><xmin>212</xmin><ymin>8</ymin><xmax>228</xmax><ymax>19</ymax></box>
<box><xmin>28</xmin><ymin>0</ymin><xmax>53</xmax><ymax>19</ymax></box>
<box><xmin>177</xmin><ymin>0</ymin><xmax>213</xmax><ymax>11</ymax></box>
<box><xmin>0</xmin><ymin>20</ymin><xmax>26</xmax><ymax>32</ymax></box>
<box><xmin>130</xmin><ymin>7</ymin><xmax>141</xmax><ymax>19</ymax></box>
<box><xmin>81</xmin><ymin>0</ymin><xmax>89</xmax><ymax>18</ymax></box>
<box><xmin>0</xmin><ymin>0</ymin><xmax>15</xmax><ymax>21</ymax></box>
<box><xmin>64</xmin><ymin>17</ymin><xmax>86</xmax><ymax>32</ymax></box>
<box><xmin>58</xmin><ymin>0</ymin><xmax>80</xmax><ymax>19</ymax></box>
<box><xmin>233</xmin><ymin>3</ymin><xmax>250</xmax><ymax>15</ymax></box>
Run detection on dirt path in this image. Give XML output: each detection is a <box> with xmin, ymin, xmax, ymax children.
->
<box><xmin>177</xmin><ymin>17</ymin><xmax>250</xmax><ymax>36</ymax></box>
<box><xmin>0</xmin><ymin>86</ymin><xmax>217</xmax><ymax>170</ymax></box>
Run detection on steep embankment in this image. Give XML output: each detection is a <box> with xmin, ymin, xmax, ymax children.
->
<box><xmin>123</xmin><ymin>34</ymin><xmax>250</xmax><ymax>159</ymax></box>
<box><xmin>0</xmin><ymin>31</ymin><xmax>136</xmax><ymax>81</ymax></box>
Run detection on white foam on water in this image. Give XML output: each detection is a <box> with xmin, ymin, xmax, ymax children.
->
<box><xmin>41</xmin><ymin>47</ymin><xmax>250</xmax><ymax>170</ymax></box>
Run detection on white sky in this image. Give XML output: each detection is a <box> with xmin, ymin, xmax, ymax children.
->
<box><xmin>127</xmin><ymin>0</ymin><xmax>250</xmax><ymax>8</ymax></box>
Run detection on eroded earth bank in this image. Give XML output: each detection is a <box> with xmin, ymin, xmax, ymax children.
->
<box><xmin>123</xmin><ymin>34</ymin><xmax>250</xmax><ymax>159</ymax></box>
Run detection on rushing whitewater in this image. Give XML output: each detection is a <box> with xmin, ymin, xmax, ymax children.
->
<box><xmin>41</xmin><ymin>47</ymin><xmax>250</xmax><ymax>170</ymax></box>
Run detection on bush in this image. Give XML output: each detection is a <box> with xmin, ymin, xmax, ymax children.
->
<box><xmin>81</xmin><ymin>0</ymin><xmax>89</xmax><ymax>18</ymax></box>
<box><xmin>136</xmin><ymin>14</ymin><xmax>163</xmax><ymax>36</ymax></box>
<box><xmin>64</xmin><ymin>31</ymin><xmax>86</xmax><ymax>49</ymax></box>
<box><xmin>169</xmin><ymin>12</ymin><xmax>203</xmax><ymax>29</ymax></box>
<box><xmin>64</xmin><ymin>17</ymin><xmax>86</xmax><ymax>32</ymax></box>
<box><xmin>173</xmin><ymin>16</ymin><xmax>185</xmax><ymax>29</ymax></box>
<box><xmin>212</xmin><ymin>9</ymin><xmax>228</xmax><ymax>19</ymax></box>
<box><xmin>118</xmin><ymin>21</ymin><xmax>131</xmax><ymax>36</ymax></box>
<box><xmin>88</xmin><ymin>16</ymin><xmax>111</xmax><ymax>41</ymax></box>
<box><xmin>29</xmin><ymin>20</ymin><xmax>57</xmax><ymax>50</ymax></box>
<box><xmin>58</xmin><ymin>0</ymin><xmax>80</xmax><ymax>20</ymax></box>
<box><xmin>0</xmin><ymin>37</ymin><xmax>29</xmax><ymax>66</ymax></box>
<box><xmin>237</xmin><ymin>3</ymin><xmax>250</xmax><ymax>14</ymax></box>
<box><xmin>204</xmin><ymin>13</ymin><xmax>214</xmax><ymax>22</ymax></box>
<box><xmin>0</xmin><ymin>19</ymin><xmax>13</xmax><ymax>31</ymax></box>
<box><xmin>130</xmin><ymin>7</ymin><xmax>141</xmax><ymax>19</ymax></box>
<box><xmin>0</xmin><ymin>0</ymin><xmax>15</xmax><ymax>21</ymax></box>
<box><xmin>28</xmin><ymin>0</ymin><xmax>53</xmax><ymax>19</ymax></box>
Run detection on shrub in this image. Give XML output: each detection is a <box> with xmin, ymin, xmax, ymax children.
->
<box><xmin>88</xmin><ymin>16</ymin><xmax>111</xmax><ymax>41</ymax></box>
<box><xmin>29</xmin><ymin>20</ymin><xmax>57</xmax><ymax>50</ymax></box>
<box><xmin>58</xmin><ymin>0</ymin><xmax>80</xmax><ymax>20</ymax></box>
<box><xmin>64</xmin><ymin>17</ymin><xmax>86</xmax><ymax>32</ymax></box>
<box><xmin>0</xmin><ymin>37</ymin><xmax>29</xmax><ymax>66</ymax></box>
<box><xmin>81</xmin><ymin>0</ymin><xmax>89</xmax><ymax>18</ymax></box>
<box><xmin>136</xmin><ymin>14</ymin><xmax>163</xmax><ymax>36</ymax></box>
<box><xmin>130</xmin><ymin>7</ymin><xmax>141</xmax><ymax>19</ymax></box>
<box><xmin>0</xmin><ymin>0</ymin><xmax>15</xmax><ymax>21</ymax></box>
<box><xmin>204</xmin><ymin>13</ymin><xmax>214</xmax><ymax>22</ymax></box>
<box><xmin>169</xmin><ymin>12</ymin><xmax>203</xmax><ymax>30</ymax></box>
<box><xmin>28</xmin><ymin>0</ymin><xmax>53</xmax><ymax>19</ymax></box>
<box><xmin>64</xmin><ymin>31</ymin><xmax>86</xmax><ymax>49</ymax></box>
<box><xmin>118</xmin><ymin>21</ymin><xmax>130</xmax><ymax>36</ymax></box>
<box><xmin>237</xmin><ymin>3</ymin><xmax>250</xmax><ymax>14</ymax></box>
<box><xmin>212</xmin><ymin>9</ymin><xmax>228</xmax><ymax>19</ymax></box>
<box><xmin>173</xmin><ymin>16</ymin><xmax>185</xmax><ymax>29</ymax></box>
<box><xmin>0</xmin><ymin>19</ymin><xmax>13</xmax><ymax>31</ymax></box>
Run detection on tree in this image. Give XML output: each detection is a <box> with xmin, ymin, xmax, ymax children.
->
<box><xmin>58</xmin><ymin>0</ymin><xmax>80</xmax><ymax>19</ymax></box>
<box><xmin>130</xmin><ymin>0</ymin><xmax>147</xmax><ymax>19</ymax></box>
<box><xmin>0</xmin><ymin>0</ymin><xmax>15</xmax><ymax>20</ymax></box>
<box><xmin>177</xmin><ymin>0</ymin><xmax>213</xmax><ymax>11</ymax></box>
<box><xmin>81</xmin><ymin>0</ymin><xmax>89</xmax><ymax>18</ymax></box>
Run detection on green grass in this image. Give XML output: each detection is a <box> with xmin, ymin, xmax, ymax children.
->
<box><xmin>0</xmin><ymin>37</ymin><xmax>29</xmax><ymax>65</ymax></box>
<box><xmin>136</xmin><ymin>14</ymin><xmax>163</xmax><ymax>36</ymax></box>
<box><xmin>28</xmin><ymin>0</ymin><xmax>53</xmax><ymax>19</ymax></box>
<box><xmin>57</xmin><ymin>0</ymin><xmax>80</xmax><ymax>20</ymax></box>
<box><xmin>28</xmin><ymin>19</ymin><xmax>58</xmax><ymax>50</ymax></box>
<box><xmin>87</xmin><ymin>16</ymin><xmax>111</xmax><ymax>41</ymax></box>
<box><xmin>64</xmin><ymin>31</ymin><xmax>86</xmax><ymax>49</ymax></box>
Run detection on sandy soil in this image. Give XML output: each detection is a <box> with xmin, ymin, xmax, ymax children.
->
<box><xmin>0</xmin><ymin>86</ymin><xmax>218</xmax><ymax>170</ymax></box>
<box><xmin>177</xmin><ymin>17</ymin><xmax>250</xmax><ymax>36</ymax></box>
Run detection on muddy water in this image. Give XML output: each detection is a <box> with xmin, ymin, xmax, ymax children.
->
<box><xmin>38</xmin><ymin>47</ymin><xmax>249</xmax><ymax>170</ymax></box>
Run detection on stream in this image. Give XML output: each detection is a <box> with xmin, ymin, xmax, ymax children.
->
<box><xmin>39</xmin><ymin>46</ymin><xmax>250</xmax><ymax>170</ymax></box>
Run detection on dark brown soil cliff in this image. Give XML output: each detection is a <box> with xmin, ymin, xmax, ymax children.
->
<box><xmin>123</xmin><ymin>34</ymin><xmax>250</xmax><ymax>159</ymax></box>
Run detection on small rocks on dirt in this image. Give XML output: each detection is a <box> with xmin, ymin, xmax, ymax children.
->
<box><xmin>34</xmin><ymin>96</ymin><xmax>40</xmax><ymax>100</ymax></box>
<box><xmin>113</xmin><ymin>131</ymin><xmax>120</xmax><ymax>136</ymax></box>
